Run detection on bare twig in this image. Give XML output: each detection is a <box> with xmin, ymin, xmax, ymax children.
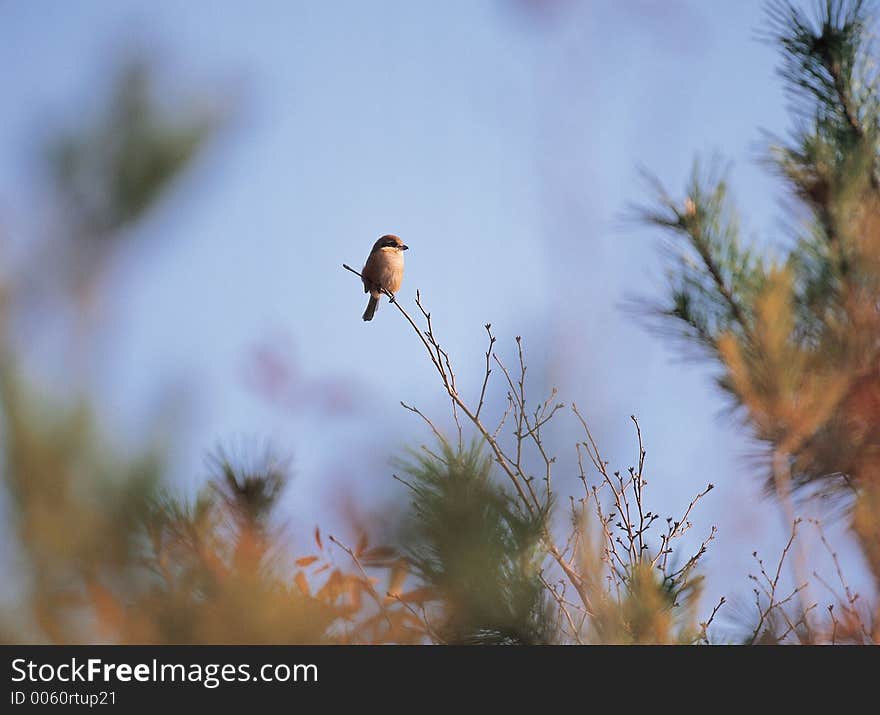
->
<box><xmin>388</xmin><ymin>593</ymin><xmax>443</xmax><ymax>644</ymax></box>
<box><xmin>699</xmin><ymin>596</ymin><xmax>727</xmax><ymax>644</ymax></box>
<box><xmin>475</xmin><ymin>324</ymin><xmax>495</xmax><ymax>422</ymax></box>
<box><xmin>747</xmin><ymin>519</ymin><xmax>814</xmax><ymax>644</ymax></box>
<box><xmin>328</xmin><ymin>534</ymin><xmax>393</xmax><ymax>629</ymax></box>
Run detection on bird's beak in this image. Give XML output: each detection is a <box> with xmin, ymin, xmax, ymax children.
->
<box><xmin>401</xmin><ymin>244</ymin><xmax>409</xmax><ymax>250</ymax></box>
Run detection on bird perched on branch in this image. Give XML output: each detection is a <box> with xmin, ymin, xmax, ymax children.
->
<box><xmin>360</xmin><ymin>234</ymin><xmax>408</xmax><ymax>321</ymax></box>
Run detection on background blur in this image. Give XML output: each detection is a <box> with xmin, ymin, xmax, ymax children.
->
<box><xmin>0</xmin><ymin>0</ymin><xmax>872</xmax><ymax>640</ymax></box>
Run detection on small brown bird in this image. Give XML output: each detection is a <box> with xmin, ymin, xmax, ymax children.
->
<box><xmin>361</xmin><ymin>234</ymin><xmax>408</xmax><ymax>321</ymax></box>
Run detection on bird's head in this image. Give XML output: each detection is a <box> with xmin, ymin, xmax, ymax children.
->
<box><xmin>372</xmin><ymin>234</ymin><xmax>408</xmax><ymax>252</ymax></box>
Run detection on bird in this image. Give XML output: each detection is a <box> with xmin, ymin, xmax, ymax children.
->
<box><xmin>360</xmin><ymin>234</ymin><xmax>408</xmax><ymax>321</ymax></box>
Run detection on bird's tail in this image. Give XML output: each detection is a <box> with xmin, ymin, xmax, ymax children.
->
<box><xmin>362</xmin><ymin>295</ymin><xmax>379</xmax><ymax>321</ymax></box>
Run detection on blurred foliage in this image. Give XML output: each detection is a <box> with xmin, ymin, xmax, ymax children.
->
<box><xmin>48</xmin><ymin>58</ymin><xmax>217</xmax><ymax>239</ymax></box>
<box><xmin>40</xmin><ymin>57</ymin><xmax>218</xmax><ymax>307</ymax></box>
<box><xmin>87</xmin><ymin>450</ymin><xmax>421</xmax><ymax>644</ymax></box>
<box><xmin>584</xmin><ymin>562</ymin><xmax>701</xmax><ymax>645</ymax></box>
<box><xmin>0</xmin><ymin>358</ymin><xmax>161</xmax><ymax>643</ymax></box>
<box><xmin>639</xmin><ymin>0</ymin><xmax>879</xmax><ymax>640</ymax></box>
<box><xmin>397</xmin><ymin>441</ymin><xmax>553</xmax><ymax>645</ymax></box>
<box><xmin>0</xmin><ymin>55</ymin><xmax>218</xmax><ymax>643</ymax></box>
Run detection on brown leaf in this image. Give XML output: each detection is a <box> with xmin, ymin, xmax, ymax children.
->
<box><xmin>294</xmin><ymin>571</ymin><xmax>310</xmax><ymax>597</ymax></box>
<box><xmin>386</xmin><ymin>559</ymin><xmax>408</xmax><ymax>599</ymax></box>
<box><xmin>397</xmin><ymin>587</ymin><xmax>436</xmax><ymax>605</ymax></box>
<box><xmin>295</xmin><ymin>555</ymin><xmax>319</xmax><ymax>567</ymax></box>
<box><xmin>87</xmin><ymin>581</ymin><xmax>127</xmax><ymax>635</ymax></box>
<box><xmin>355</xmin><ymin>531</ymin><xmax>369</xmax><ymax>556</ymax></box>
<box><xmin>317</xmin><ymin>570</ymin><xmax>343</xmax><ymax>602</ymax></box>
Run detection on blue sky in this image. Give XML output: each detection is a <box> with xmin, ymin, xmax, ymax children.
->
<box><xmin>1</xmin><ymin>1</ymin><xmax>868</xmax><ymax>628</ymax></box>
